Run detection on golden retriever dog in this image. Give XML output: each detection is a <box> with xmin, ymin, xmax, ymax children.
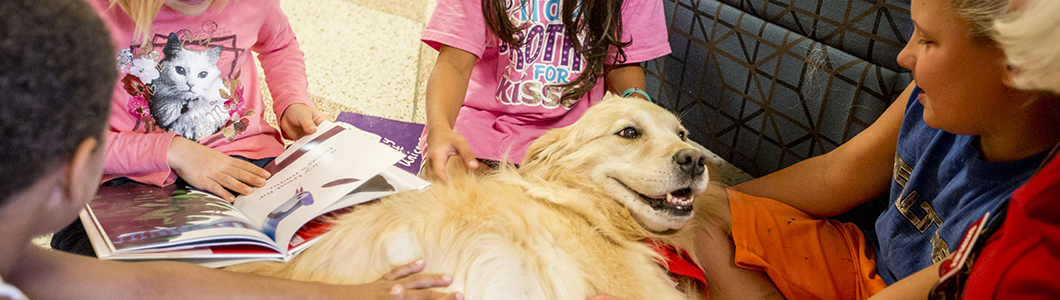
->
<box><xmin>227</xmin><ymin>94</ymin><xmax>716</xmax><ymax>300</ymax></box>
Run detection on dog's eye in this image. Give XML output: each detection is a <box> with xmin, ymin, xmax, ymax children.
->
<box><xmin>616</xmin><ymin>126</ymin><xmax>640</xmax><ymax>139</ymax></box>
<box><xmin>679</xmin><ymin>130</ymin><xmax>688</xmax><ymax>141</ymax></box>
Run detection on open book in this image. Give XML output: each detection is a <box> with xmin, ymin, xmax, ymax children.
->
<box><xmin>80</xmin><ymin>121</ymin><xmax>429</xmax><ymax>268</ymax></box>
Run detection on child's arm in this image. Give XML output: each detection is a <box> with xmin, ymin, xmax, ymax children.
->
<box><xmin>731</xmin><ymin>81</ymin><xmax>916</xmax><ymax>217</ymax></box>
<box><xmin>107</xmin><ymin>112</ymin><xmax>271</xmax><ymax>202</ymax></box>
<box><xmin>604</xmin><ymin>63</ymin><xmax>649</xmax><ymax>100</ymax></box>
<box><xmin>423</xmin><ymin>45</ymin><xmax>479</xmax><ymax>182</ymax></box>
<box><xmin>104</xmin><ymin>131</ymin><xmax>180</xmax><ymax>186</ymax></box>
<box><xmin>254</xmin><ymin>0</ymin><xmax>319</xmax><ymax>141</ymax></box>
<box><xmin>10</xmin><ymin>245</ymin><xmax>462</xmax><ymax>300</ymax></box>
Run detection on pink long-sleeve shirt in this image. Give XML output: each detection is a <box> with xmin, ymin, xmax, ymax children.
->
<box><xmin>90</xmin><ymin>0</ymin><xmax>311</xmax><ymax>186</ymax></box>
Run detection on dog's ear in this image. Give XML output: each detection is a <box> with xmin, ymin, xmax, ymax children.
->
<box><xmin>523</xmin><ymin>128</ymin><xmax>564</xmax><ymax>166</ymax></box>
<box><xmin>524</xmin><ymin>124</ymin><xmax>591</xmax><ymax>170</ymax></box>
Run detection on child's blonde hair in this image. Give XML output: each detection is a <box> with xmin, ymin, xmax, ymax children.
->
<box><xmin>949</xmin><ymin>0</ymin><xmax>1010</xmax><ymax>42</ymax></box>
<box><xmin>109</xmin><ymin>0</ymin><xmax>231</xmax><ymax>50</ymax></box>
<box><xmin>995</xmin><ymin>0</ymin><xmax>1060</xmax><ymax>94</ymax></box>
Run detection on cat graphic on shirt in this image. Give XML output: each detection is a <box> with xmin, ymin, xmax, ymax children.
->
<box><xmin>149</xmin><ymin>33</ymin><xmax>230</xmax><ymax>141</ymax></box>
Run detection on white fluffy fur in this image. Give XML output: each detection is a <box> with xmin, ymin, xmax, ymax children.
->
<box><xmin>995</xmin><ymin>0</ymin><xmax>1060</xmax><ymax>94</ymax></box>
<box><xmin>226</xmin><ymin>95</ymin><xmax>713</xmax><ymax>300</ymax></box>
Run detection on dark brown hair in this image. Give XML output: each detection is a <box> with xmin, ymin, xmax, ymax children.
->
<box><xmin>483</xmin><ymin>0</ymin><xmax>631</xmax><ymax>101</ymax></box>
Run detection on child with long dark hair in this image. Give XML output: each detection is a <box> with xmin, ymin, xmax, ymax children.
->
<box><xmin>420</xmin><ymin>0</ymin><xmax>671</xmax><ymax>181</ymax></box>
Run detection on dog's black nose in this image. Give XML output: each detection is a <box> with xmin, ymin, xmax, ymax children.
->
<box><xmin>673</xmin><ymin>148</ymin><xmax>706</xmax><ymax>176</ymax></box>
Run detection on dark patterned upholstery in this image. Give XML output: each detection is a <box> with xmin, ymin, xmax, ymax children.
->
<box><xmin>645</xmin><ymin>0</ymin><xmax>913</xmax><ymax>178</ymax></box>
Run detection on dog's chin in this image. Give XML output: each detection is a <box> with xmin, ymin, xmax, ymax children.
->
<box><xmin>635</xmin><ymin>211</ymin><xmax>692</xmax><ymax>234</ymax></box>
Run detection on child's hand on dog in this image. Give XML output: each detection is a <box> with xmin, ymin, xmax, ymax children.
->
<box><xmin>366</xmin><ymin>260</ymin><xmax>464</xmax><ymax>300</ymax></box>
<box><xmin>424</xmin><ymin>128</ymin><xmax>478</xmax><ymax>183</ymax></box>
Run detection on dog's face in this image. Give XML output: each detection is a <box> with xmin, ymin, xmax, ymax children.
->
<box><xmin>523</xmin><ymin>95</ymin><xmax>710</xmax><ymax>233</ymax></box>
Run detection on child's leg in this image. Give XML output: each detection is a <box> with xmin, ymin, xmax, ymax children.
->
<box><xmin>721</xmin><ymin>190</ymin><xmax>887</xmax><ymax>300</ymax></box>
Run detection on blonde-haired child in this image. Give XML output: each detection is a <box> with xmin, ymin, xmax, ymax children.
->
<box><xmin>100</xmin><ymin>0</ymin><xmax>324</xmax><ymax>200</ymax></box>
<box><xmin>686</xmin><ymin>0</ymin><xmax>1060</xmax><ymax>298</ymax></box>
<box><xmin>51</xmin><ymin>0</ymin><xmax>320</xmax><ymax>256</ymax></box>
<box><xmin>930</xmin><ymin>0</ymin><xmax>1060</xmax><ymax>298</ymax></box>
<box><xmin>0</xmin><ymin>0</ymin><xmax>460</xmax><ymax>299</ymax></box>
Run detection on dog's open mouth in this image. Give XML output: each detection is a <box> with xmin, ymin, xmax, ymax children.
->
<box><xmin>614</xmin><ymin>179</ymin><xmax>694</xmax><ymax>215</ymax></box>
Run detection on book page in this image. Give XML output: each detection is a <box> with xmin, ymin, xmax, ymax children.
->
<box><xmin>322</xmin><ymin>166</ymin><xmax>430</xmax><ymax>213</ymax></box>
<box><xmin>284</xmin><ymin>166</ymin><xmax>431</xmax><ymax>255</ymax></box>
<box><xmin>83</xmin><ymin>185</ymin><xmax>273</xmax><ymax>255</ymax></box>
<box><xmin>233</xmin><ymin>121</ymin><xmax>404</xmax><ymax>254</ymax></box>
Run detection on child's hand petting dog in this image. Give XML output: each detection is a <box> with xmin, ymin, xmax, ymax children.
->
<box><xmin>424</xmin><ymin>127</ymin><xmax>479</xmax><ymax>183</ymax></box>
<box><xmin>364</xmin><ymin>260</ymin><xmax>464</xmax><ymax>300</ymax></box>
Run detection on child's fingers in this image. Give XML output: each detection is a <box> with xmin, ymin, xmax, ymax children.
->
<box><xmin>311</xmin><ymin>110</ymin><xmax>326</xmax><ymax>125</ymax></box>
<box><xmin>200</xmin><ymin>180</ymin><xmax>236</xmax><ymax>202</ymax></box>
<box><xmin>212</xmin><ymin>158</ymin><xmax>270</xmax><ymax>198</ymax></box>
<box><xmin>228</xmin><ymin>168</ymin><xmax>267</xmax><ymax>189</ymax></box>
<box><xmin>453</xmin><ymin>142</ymin><xmax>478</xmax><ymax>170</ymax></box>
<box><xmin>430</xmin><ymin>154</ymin><xmax>450</xmax><ymax>183</ymax></box>
<box><xmin>397</xmin><ymin>274</ymin><xmax>453</xmax><ymax>290</ymax></box>
<box><xmin>384</xmin><ymin>260</ymin><xmax>427</xmax><ymax>280</ymax></box>
<box><xmin>227</xmin><ymin>158</ymin><xmax>271</xmax><ymax>182</ymax></box>
<box><xmin>388</xmin><ymin>284</ymin><xmax>405</xmax><ymax>300</ymax></box>
<box><xmin>217</xmin><ymin>174</ymin><xmax>255</xmax><ymax>196</ymax></box>
<box><xmin>299</xmin><ymin>113</ymin><xmax>317</xmax><ymax>135</ymax></box>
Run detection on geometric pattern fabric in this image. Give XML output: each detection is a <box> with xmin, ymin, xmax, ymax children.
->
<box><xmin>645</xmin><ymin>0</ymin><xmax>913</xmax><ymax>177</ymax></box>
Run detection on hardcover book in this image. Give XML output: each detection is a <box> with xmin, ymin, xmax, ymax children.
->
<box><xmin>80</xmin><ymin>121</ymin><xmax>429</xmax><ymax>268</ymax></box>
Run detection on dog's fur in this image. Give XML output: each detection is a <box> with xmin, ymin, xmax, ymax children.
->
<box><xmin>227</xmin><ymin>95</ymin><xmax>720</xmax><ymax>299</ymax></box>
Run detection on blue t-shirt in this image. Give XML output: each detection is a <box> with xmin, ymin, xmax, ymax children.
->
<box><xmin>874</xmin><ymin>87</ymin><xmax>1046</xmax><ymax>284</ymax></box>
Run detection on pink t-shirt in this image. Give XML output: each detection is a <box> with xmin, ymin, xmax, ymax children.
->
<box><xmin>90</xmin><ymin>0</ymin><xmax>311</xmax><ymax>186</ymax></box>
<box><xmin>421</xmin><ymin>0</ymin><xmax>671</xmax><ymax>163</ymax></box>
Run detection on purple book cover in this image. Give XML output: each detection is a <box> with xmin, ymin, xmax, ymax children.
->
<box><xmin>335</xmin><ymin>112</ymin><xmax>425</xmax><ymax>174</ymax></box>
